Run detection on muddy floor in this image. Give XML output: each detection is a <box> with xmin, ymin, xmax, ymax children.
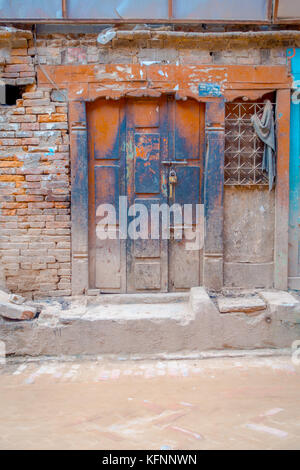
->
<box><xmin>0</xmin><ymin>355</ymin><xmax>299</xmax><ymax>450</ymax></box>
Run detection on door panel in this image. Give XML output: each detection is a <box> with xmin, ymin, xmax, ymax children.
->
<box><xmin>94</xmin><ymin>165</ymin><xmax>119</xmax><ymax>210</ymax></box>
<box><xmin>132</xmin><ymin>100</ymin><xmax>160</xmax><ymax>128</ymax></box>
<box><xmin>169</xmin><ymin>235</ymin><xmax>201</xmax><ymax>289</ymax></box>
<box><xmin>88</xmin><ymin>97</ymin><xmax>204</xmax><ymax>293</ymax></box>
<box><xmin>95</xmin><ymin>238</ymin><xmax>121</xmax><ymax>289</ymax></box>
<box><xmin>126</xmin><ymin>98</ymin><xmax>169</xmax><ymax>292</ymax></box>
<box><xmin>168</xmin><ymin>100</ymin><xmax>204</xmax><ymax>290</ymax></box>
<box><xmin>87</xmin><ymin>99</ymin><xmax>126</xmax><ymax>292</ymax></box>
<box><xmin>93</xmin><ymin>165</ymin><xmax>121</xmax><ymax>289</ymax></box>
<box><xmin>173</xmin><ymin>166</ymin><xmax>200</xmax><ymax>205</ymax></box>
<box><xmin>134</xmin><ymin>133</ymin><xmax>160</xmax><ymax>194</ymax></box>
<box><xmin>92</xmin><ymin>101</ymin><xmax>121</xmax><ymax>160</ymax></box>
<box><xmin>175</xmin><ymin>99</ymin><xmax>201</xmax><ymax>160</ymax></box>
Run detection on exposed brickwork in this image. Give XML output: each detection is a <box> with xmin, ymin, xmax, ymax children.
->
<box><xmin>0</xmin><ymin>26</ymin><xmax>297</xmax><ymax>297</ymax></box>
<box><xmin>0</xmin><ymin>30</ymin><xmax>70</xmax><ymax>298</ymax></box>
<box><xmin>0</xmin><ymin>31</ymin><xmax>35</xmax><ymax>87</ymax></box>
<box><xmin>27</xmin><ymin>33</ymin><xmax>289</xmax><ymax>67</ymax></box>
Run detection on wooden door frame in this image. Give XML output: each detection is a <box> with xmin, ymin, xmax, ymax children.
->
<box><xmin>37</xmin><ymin>64</ymin><xmax>292</xmax><ymax>294</ymax></box>
<box><xmin>69</xmin><ymin>97</ymin><xmax>225</xmax><ymax>295</ymax></box>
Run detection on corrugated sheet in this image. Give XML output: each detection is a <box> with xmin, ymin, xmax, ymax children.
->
<box><xmin>173</xmin><ymin>0</ymin><xmax>268</xmax><ymax>21</ymax></box>
<box><xmin>277</xmin><ymin>0</ymin><xmax>300</xmax><ymax>20</ymax></box>
<box><xmin>0</xmin><ymin>0</ymin><xmax>62</xmax><ymax>18</ymax></box>
<box><xmin>0</xmin><ymin>0</ymin><xmax>271</xmax><ymax>20</ymax></box>
<box><xmin>67</xmin><ymin>0</ymin><xmax>169</xmax><ymax>20</ymax></box>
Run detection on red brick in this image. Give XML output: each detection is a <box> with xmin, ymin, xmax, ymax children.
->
<box><xmin>26</xmin><ymin>106</ymin><xmax>55</xmax><ymax>115</ymax></box>
<box><xmin>10</xmin><ymin>115</ymin><xmax>37</xmax><ymax>123</ymax></box>
<box><xmin>20</xmin><ymin>72</ymin><xmax>36</xmax><ymax>78</ymax></box>
<box><xmin>21</xmin><ymin>123</ymin><xmax>40</xmax><ymax>131</ymax></box>
<box><xmin>11</xmin><ymin>49</ymin><xmax>28</xmax><ymax>56</ymax></box>
<box><xmin>0</xmin><ymin>139</ymin><xmax>22</xmax><ymax>146</ymax></box>
<box><xmin>5</xmin><ymin>64</ymin><xmax>34</xmax><ymax>73</ymax></box>
<box><xmin>0</xmin><ymin>175</ymin><xmax>25</xmax><ymax>182</ymax></box>
<box><xmin>16</xmin><ymin>78</ymin><xmax>35</xmax><ymax>85</ymax></box>
<box><xmin>56</xmin><ymin>106</ymin><xmax>68</xmax><ymax>113</ymax></box>
<box><xmin>38</xmin><ymin>114</ymin><xmax>67</xmax><ymax>123</ymax></box>
<box><xmin>2</xmin><ymin>203</ymin><xmax>27</xmax><ymax>209</ymax></box>
<box><xmin>22</xmin><ymin>91</ymin><xmax>44</xmax><ymax>100</ymax></box>
<box><xmin>23</xmin><ymin>99</ymin><xmax>50</xmax><ymax>107</ymax></box>
<box><xmin>1</xmin><ymin>72</ymin><xmax>18</xmax><ymax>78</ymax></box>
<box><xmin>21</xmin><ymin>138</ymin><xmax>40</xmax><ymax>145</ymax></box>
<box><xmin>11</xmin><ymin>108</ymin><xmax>25</xmax><ymax>115</ymax></box>
<box><xmin>25</xmin><ymin>175</ymin><xmax>42</xmax><ymax>181</ymax></box>
<box><xmin>15</xmin><ymin>196</ymin><xmax>44</xmax><ymax>202</ymax></box>
<box><xmin>9</xmin><ymin>56</ymin><xmax>32</xmax><ymax>64</ymax></box>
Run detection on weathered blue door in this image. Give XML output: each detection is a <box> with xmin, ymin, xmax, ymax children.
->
<box><xmin>288</xmin><ymin>48</ymin><xmax>300</xmax><ymax>289</ymax></box>
<box><xmin>87</xmin><ymin>97</ymin><xmax>204</xmax><ymax>293</ymax></box>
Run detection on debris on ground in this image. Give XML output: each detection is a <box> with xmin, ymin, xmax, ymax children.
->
<box><xmin>0</xmin><ymin>289</ymin><xmax>37</xmax><ymax>321</ymax></box>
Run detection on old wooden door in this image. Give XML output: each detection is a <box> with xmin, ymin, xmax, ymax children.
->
<box><xmin>87</xmin><ymin>97</ymin><xmax>204</xmax><ymax>293</ymax></box>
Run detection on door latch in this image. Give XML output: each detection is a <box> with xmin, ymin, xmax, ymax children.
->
<box><xmin>162</xmin><ymin>160</ymin><xmax>187</xmax><ymax>166</ymax></box>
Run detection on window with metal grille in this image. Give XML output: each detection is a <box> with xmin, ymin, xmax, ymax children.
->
<box><xmin>224</xmin><ymin>100</ymin><xmax>276</xmax><ymax>186</ymax></box>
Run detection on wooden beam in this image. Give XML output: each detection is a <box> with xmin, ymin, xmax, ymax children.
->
<box><xmin>69</xmin><ymin>101</ymin><xmax>89</xmax><ymax>295</ymax></box>
<box><xmin>274</xmin><ymin>88</ymin><xmax>290</xmax><ymax>290</ymax></box>
<box><xmin>168</xmin><ymin>0</ymin><xmax>173</xmax><ymax>20</ymax></box>
<box><xmin>37</xmin><ymin>65</ymin><xmax>292</xmax><ymax>90</ymax></box>
<box><xmin>0</xmin><ymin>19</ymin><xmax>272</xmax><ymax>24</ymax></box>
<box><xmin>274</xmin><ymin>0</ymin><xmax>279</xmax><ymax>20</ymax></box>
<box><xmin>203</xmin><ymin>100</ymin><xmax>225</xmax><ymax>291</ymax></box>
<box><xmin>62</xmin><ymin>0</ymin><xmax>67</xmax><ymax>18</ymax></box>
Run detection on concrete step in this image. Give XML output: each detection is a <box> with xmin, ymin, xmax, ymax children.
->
<box><xmin>60</xmin><ymin>302</ymin><xmax>191</xmax><ymax>323</ymax></box>
<box><xmin>86</xmin><ymin>292</ymin><xmax>189</xmax><ymax>305</ymax></box>
<box><xmin>0</xmin><ymin>288</ymin><xmax>299</xmax><ymax>357</ymax></box>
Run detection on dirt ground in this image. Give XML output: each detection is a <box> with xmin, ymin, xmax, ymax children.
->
<box><xmin>0</xmin><ymin>355</ymin><xmax>299</xmax><ymax>450</ymax></box>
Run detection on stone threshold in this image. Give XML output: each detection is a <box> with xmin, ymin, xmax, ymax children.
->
<box><xmin>85</xmin><ymin>292</ymin><xmax>189</xmax><ymax>305</ymax></box>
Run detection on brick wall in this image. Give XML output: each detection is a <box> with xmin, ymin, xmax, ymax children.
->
<box><xmin>30</xmin><ymin>31</ymin><xmax>289</xmax><ymax>66</ymax></box>
<box><xmin>0</xmin><ymin>27</ymin><xmax>297</xmax><ymax>297</ymax></box>
<box><xmin>0</xmin><ymin>29</ymin><xmax>70</xmax><ymax>298</ymax></box>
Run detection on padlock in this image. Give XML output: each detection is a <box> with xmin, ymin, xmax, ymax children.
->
<box><xmin>169</xmin><ymin>169</ymin><xmax>177</xmax><ymax>184</ymax></box>
<box><xmin>169</xmin><ymin>169</ymin><xmax>177</xmax><ymax>198</ymax></box>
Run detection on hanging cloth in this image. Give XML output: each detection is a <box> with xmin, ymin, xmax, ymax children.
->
<box><xmin>251</xmin><ymin>100</ymin><xmax>276</xmax><ymax>191</ymax></box>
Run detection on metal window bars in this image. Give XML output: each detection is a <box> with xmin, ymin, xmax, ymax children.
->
<box><xmin>224</xmin><ymin>101</ymin><xmax>275</xmax><ymax>186</ymax></box>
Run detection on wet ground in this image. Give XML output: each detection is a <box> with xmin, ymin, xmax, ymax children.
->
<box><xmin>0</xmin><ymin>355</ymin><xmax>299</xmax><ymax>450</ymax></box>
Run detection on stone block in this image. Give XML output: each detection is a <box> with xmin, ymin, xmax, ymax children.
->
<box><xmin>218</xmin><ymin>297</ymin><xmax>266</xmax><ymax>314</ymax></box>
<box><xmin>0</xmin><ymin>299</ymin><xmax>36</xmax><ymax>320</ymax></box>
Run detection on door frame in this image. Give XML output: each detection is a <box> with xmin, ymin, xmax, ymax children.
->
<box><xmin>37</xmin><ymin>64</ymin><xmax>291</xmax><ymax>294</ymax></box>
<box><xmin>70</xmin><ymin>96</ymin><xmax>225</xmax><ymax>294</ymax></box>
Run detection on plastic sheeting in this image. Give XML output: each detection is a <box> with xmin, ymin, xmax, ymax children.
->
<box><xmin>0</xmin><ymin>0</ymin><xmax>62</xmax><ymax>18</ymax></box>
<box><xmin>173</xmin><ymin>0</ymin><xmax>268</xmax><ymax>21</ymax></box>
<box><xmin>68</xmin><ymin>0</ymin><xmax>168</xmax><ymax>19</ymax></box>
<box><xmin>0</xmin><ymin>0</ymin><xmax>270</xmax><ymax>21</ymax></box>
<box><xmin>276</xmin><ymin>0</ymin><xmax>300</xmax><ymax>20</ymax></box>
